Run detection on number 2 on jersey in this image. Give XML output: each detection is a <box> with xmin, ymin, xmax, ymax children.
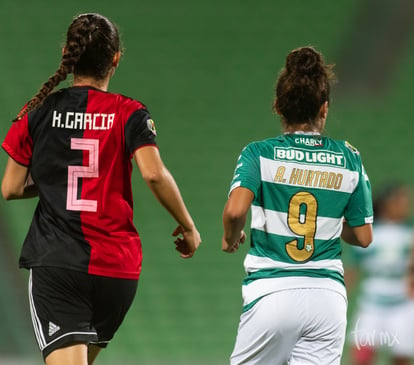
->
<box><xmin>286</xmin><ymin>192</ymin><xmax>318</xmax><ymax>262</ymax></box>
<box><xmin>66</xmin><ymin>138</ymin><xmax>99</xmax><ymax>212</ymax></box>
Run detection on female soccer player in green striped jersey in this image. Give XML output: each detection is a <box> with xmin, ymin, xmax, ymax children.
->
<box><xmin>222</xmin><ymin>46</ymin><xmax>373</xmax><ymax>365</ymax></box>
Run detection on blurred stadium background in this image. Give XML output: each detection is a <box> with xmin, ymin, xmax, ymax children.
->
<box><xmin>0</xmin><ymin>0</ymin><xmax>413</xmax><ymax>364</ymax></box>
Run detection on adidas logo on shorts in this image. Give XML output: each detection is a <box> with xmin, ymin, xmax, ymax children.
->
<box><xmin>48</xmin><ymin>321</ymin><xmax>61</xmax><ymax>336</ymax></box>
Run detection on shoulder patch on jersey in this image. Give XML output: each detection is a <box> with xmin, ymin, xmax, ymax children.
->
<box><xmin>345</xmin><ymin>141</ymin><xmax>359</xmax><ymax>154</ymax></box>
<box><xmin>146</xmin><ymin>119</ymin><xmax>157</xmax><ymax>135</ymax></box>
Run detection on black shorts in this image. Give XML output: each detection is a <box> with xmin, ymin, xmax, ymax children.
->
<box><xmin>28</xmin><ymin>267</ymin><xmax>138</xmax><ymax>360</ymax></box>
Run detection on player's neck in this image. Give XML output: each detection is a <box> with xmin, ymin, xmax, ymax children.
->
<box><xmin>73</xmin><ymin>75</ymin><xmax>110</xmax><ymax>91</ymax></box>
<box><xmin>282</xmin><ymin>117</ymin><xmax>325</xmax><ymax>134</ymax></box>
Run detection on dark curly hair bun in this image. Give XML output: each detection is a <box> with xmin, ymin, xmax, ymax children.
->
<box><xmin>286</xmin><ymin>47</ymin><xmax>324</xmax><ymax>76</ymax></box>
<box><xmin>275</xmin><ymin>46</ymin><xmax>335</xmax><ymax>124</ymax></box>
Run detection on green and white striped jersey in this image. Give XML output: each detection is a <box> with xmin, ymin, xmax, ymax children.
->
<box><xmin>229</xmin><ymin>132</ymin><xmax>373</xmax><ymax>310</ymax></box>
<box><xmin>350</xmin><ymin>222</ymin><xmax>414</xmax><ymax>306</ymax></box>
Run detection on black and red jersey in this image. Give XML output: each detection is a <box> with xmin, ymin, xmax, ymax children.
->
<box><xmin>2</xmin><ymin>86</ymin><xmax>158</xmax><ymax>279</ymax></box>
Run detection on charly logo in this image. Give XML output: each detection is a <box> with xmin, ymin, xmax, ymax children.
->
<box><xmin>294</xmin><ymin>137</ymin><xmax>323</xmax><ymax>147</ymax></box>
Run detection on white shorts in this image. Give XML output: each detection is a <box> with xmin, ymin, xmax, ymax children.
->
<box><xmin>349</xmin><ymin>300</ymin><xmax>414</xmax><ymax>356</ymax></box>
<box><xmin>230</xmin><ymin>288</ymin><xmax>347</xmax><ymax>365</ymax></box>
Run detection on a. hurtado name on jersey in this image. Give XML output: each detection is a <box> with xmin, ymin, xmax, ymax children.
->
<box><xmin>274</xmin><ymin>147</ymin><xmax>345</xmax><ymax>168</ymax></box>
<box><xmin>273</xmin><ymin>166</ymin><xmax>344</xmax><ymax>190</ymax></box>
<box><xmin>260</xmin><ymin>156</ymin><xmax>359</xmax><ymax>193</ymax></box>
<box><xmin>51</xmin><ymin>110</ymin><xmax>115</xmax><ymax>130</ymax></box>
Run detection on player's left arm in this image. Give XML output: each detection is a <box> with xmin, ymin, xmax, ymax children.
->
<box><xmin>1</xmin><ymin>157</ymin><xmax>38</xmax><ymax>200</ymax></box>
<box><xmin>134</xmin><ymin>146</ymin><xmax>201</xmax><ymax>258</ymax></box>
<box><xmin>222</xmin><ymin>187</ymin><xmax>254</xmax><ymax>253</ymax></box>
<box><xmin>341</xmin><ymin>221</ymin><xmax>372</xmax><ymax>247</ymax></box>
<box><xmin>342</xmin><ymin>152</ymin><xmax>373</xmax><ymax>248</ymax></box>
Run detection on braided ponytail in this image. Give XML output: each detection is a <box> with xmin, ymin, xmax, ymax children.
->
<box><xmin>14</xmin><ymin>13</ymin><xmax>120</xmax><ymax>122</ymax></box>
<box><xmin>14</xmin><ymin>67</ymin><xmax>68</xmax><ymax>122</ymax></box>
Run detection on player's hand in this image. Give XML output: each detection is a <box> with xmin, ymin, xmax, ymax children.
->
<box><xmin>172</xmin><ymin>225</ymin><xmax>201</xmax><ymax>258</ymax></box>
<box><xmin>222</xmin><ymin>230</ymin><xmax>246</xmax><ymax>253</ymax></box>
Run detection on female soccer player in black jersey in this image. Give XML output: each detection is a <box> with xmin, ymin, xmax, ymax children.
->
<box><xmin>1</xmin><ymin>13</ymin><xmax>201</xmax><ymax>365</ymax></box>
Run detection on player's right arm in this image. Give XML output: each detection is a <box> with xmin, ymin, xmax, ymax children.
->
<box><xmin>2</xmin><ymin>109</ymin><xmax>37</xmax><ymax>200</ymax></box>
<box><xmin>134</xmin><ymin>145</ymin><xmax>201</xmax><ymax>258</ymax></box>
<box><xmin>1</xmin><ymin>157</ymin><xmax>38</xmax><ymax>200</ymax></box>
<box><xmin>222</xmin><ymin>143</ymin><xmax>260</xmax><ymax>253</ymax></box>
<box><xmin>222</xmin><ymin>187</ymin><xmax>252</xmax><ymax>253</ymax></box>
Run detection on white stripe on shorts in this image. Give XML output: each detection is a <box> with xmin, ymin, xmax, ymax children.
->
<box><xmin>28</xmin><ymin>268</ymin><xmax>98</xmax><ymax>352</ymax></box>
<box><xmin>29</xmin><ymin>269</ymin><xmax>47</xmax><ymax>350</ymax></box>
<box><xmin>44</xmin><ymin>330</ymin><xmax>99</xmax><ymax>351</ymax></box>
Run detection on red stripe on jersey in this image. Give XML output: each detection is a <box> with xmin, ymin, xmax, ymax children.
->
<box><xmin>79</xmin><ymin>89</ymin><xmax>144</xmax><ymax>279</ymax></box>
<box><xmin>2</xmin><ymin>114</ymin><xmax>33</xmax><ymax>166</ymax></box>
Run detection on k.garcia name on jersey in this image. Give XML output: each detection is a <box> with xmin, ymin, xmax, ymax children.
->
<box><xmin>51</xmin><ymin>110</ymin><xmax>115</xmax><ymax>130</ymax></box>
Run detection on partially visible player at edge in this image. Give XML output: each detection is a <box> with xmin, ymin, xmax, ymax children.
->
<box><xmin>347</xmin><ymin>182</ymin><xmax>414</xmax><ymax>365</ymax></box>
<box><xmin>222</xmin><ymin>46</ymin><xmax>373</xmax><ymax>365</ymax></box>
<box><xmin>1</xmin><ymin>13</ymin><xmax>201</xmax><ymax>365</ymax></box>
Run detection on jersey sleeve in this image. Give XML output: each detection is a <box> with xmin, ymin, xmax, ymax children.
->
<box><xmin>124</xmin><ymin>108</ymin><xmax>157</xmax><ymax>156</ymax></box>
<box><xmin>228</xmin><ymin>143</ymin><xmax>261</xmax><ymax>198</ymax></box>
<box><xmin>1</xmin><ymin>114</ymin><xmax>33</xmax><ymax>166</ymax></box>
<box><xmin>344</xmin><ymin>160</ymin><xmax>374</xmax><ymax>227</ymax></box>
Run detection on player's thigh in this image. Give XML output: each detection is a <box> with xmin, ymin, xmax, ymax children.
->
<box><xmin>29</xmin><ymin>267</ymin><xmax>98</xmax><ymax>360</ymax></box>
<box><xmin>289</xmin><ymin>289</ymin><xmax>347</xmax><ymax>365</ymax></box>
<box><xmin>230</xmin><ymin>290</ymin><xmax>304</xmax><ymax>365</ymax></box>
<box><xmin>90</xmin><ymin>275</ymin><xmax>138</xmax><ymax>346</ymax></box>
<box><xmin>45</xmin><ymin>343</ymin><xmax>88</xmax><ymax>365</ymax></box>
<box><xmin>349</xmin><ymin>302</ymin><xmax>385</xmax><ymax>346</ymax></box>
<box><xmin>88</xmin><ymin>344</ymin><xmax>102</xmax><ymax>364</ymax></box>
<box><xmin>386</xmin><ymin>301</ymin><xmax>414</xmax><ymax>357</ymax></box>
